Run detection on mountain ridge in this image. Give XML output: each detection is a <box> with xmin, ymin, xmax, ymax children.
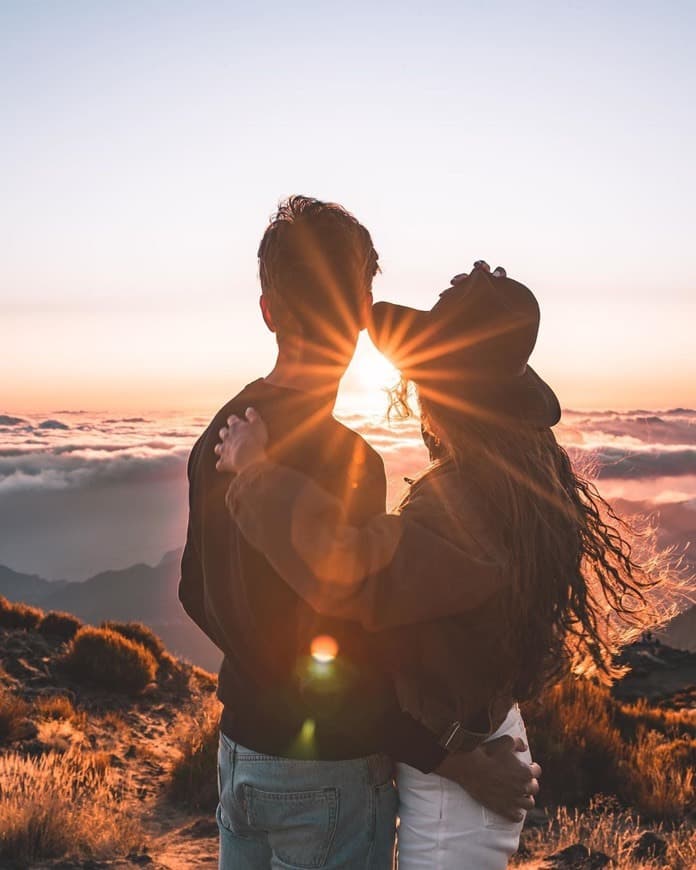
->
<box><xmin>0</xmin><ymin>552</ymin><xmax>221</xmax><ymax>673</ymax></box>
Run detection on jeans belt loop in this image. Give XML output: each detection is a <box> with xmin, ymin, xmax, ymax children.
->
<box><xmin>368</xmin><ymin>752</ymin><xmax>393</xmax><ymax>785</ymax></box>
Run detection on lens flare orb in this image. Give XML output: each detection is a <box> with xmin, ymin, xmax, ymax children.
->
<box><xmin>310</xmin><ymin>634</ymin><xmax>339</xmax><ymax>664</ymax></box>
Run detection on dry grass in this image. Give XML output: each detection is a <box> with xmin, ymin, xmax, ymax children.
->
<box><xmin>94</xmin><ymin>709</ymin><xmax>128</xmax><ymax>730</ymax></box>
<box><xmin>0</xmin><ymin>596</ymin><xmax>43</xmax><ymax>631</ymax></box>
<box><xmin>0</xmin><ymin>689</ymin><xmax>31</xmax><ymax>743</ymax></box>
<box><xmin>191</xmin><ymin>664</ymin><xmax>218</xmax><ymax>688</ymax></box>
<box><xmin>522</xmin><ymin>676</ymin><xmax>695</xmax><ymax>820</ymax></box>
<box><xmin>515</xmin><ymin>800</ymin><xmax>696</xmax><ymax>869</ymax></box>
<box><xmin>102</xmin><ymin>620</ymin><xmax>166</xmax><ymax>662</ymax></box>
<box><xmin>33</xmin><ymin>693</ymin><xmax>76</xmax><ymax>721</ymax></box>
<box><xmin>0</xmin><ymin>746</ymin><xmax>142</xmax><ymax>865</ymax></box>
<box><xmin>168</xmin><ymin>692</ymin><xmax>221</xmax><ymax>811</ymax></box>
<box><xmin>35</xmin><ymin>717</ymin><xmax>87</xmax><ymax>753</ymax></box>
<box><xmin>37</xmin><ymin>610</ymin><xmax>82</xmax><ymax>640</ymax></box>
<box><xmin>63</xmin><ymin>626</ymin><xmax>158</xmax><ymax>694</ymax></box>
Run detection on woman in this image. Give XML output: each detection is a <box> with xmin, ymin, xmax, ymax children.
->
<box><xmin>215</xmin><ymin>263</ymin><xmax>653</xmax><ymax>868</ymax></box>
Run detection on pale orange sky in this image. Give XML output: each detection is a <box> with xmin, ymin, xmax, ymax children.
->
<box><xmin>3</xmin><ymin>3</ymin><xmax>695</xmax><ymax>415</ymax></box>
<box><xmin>3</xmin><ymin>296</ymin><xmax>694</xmax><ymax>415</ymax></box>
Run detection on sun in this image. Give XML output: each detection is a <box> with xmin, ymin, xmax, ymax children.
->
<box><xmin>348</xmin><ymin>333</ymin><xmax>400</xmax><ymax>392</ymax></box>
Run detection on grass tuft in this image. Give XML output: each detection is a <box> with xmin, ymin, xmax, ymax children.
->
<box><xmin>63</xmin><ymin>626</ymin><xmax>157</xmax><ymax>695</ymax></box>
<box><xmin>0</xmin><ymin>689</ymin><xmax>31</xmax><ymax>743</ymax></box>
<box><xmin>0</xmin><ymin>747</ymin><xmax>142</xmax><ymax>865</ymax></box>
<box><xmin>0</xmin><ymin>596</ymin><xmax>43</xmax><ymax>631</ymax></box>
<box><xmin>38</xmin><ymin>610</ymin><xmax>82</xmax><ymax>641</ymax></box>
<box><xmin>101</xmin><ymin>621</ymin><xmax>166</xmax><ymax>662</ymax></box>
<box><xmin>168</xmin><ymin>693</ymin><xmax>221</xmax><ymax>811</ymax></box>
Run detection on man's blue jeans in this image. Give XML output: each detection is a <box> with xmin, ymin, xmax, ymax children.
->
<box><xmin>217</xmin><ymin>732</ymin><xmax>397</xmax><ymax>869</ymax></box>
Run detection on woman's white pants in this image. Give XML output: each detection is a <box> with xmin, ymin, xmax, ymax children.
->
<box><xmin>396</xmin><ymin>705</ymin><xmax>531</xmax><ymax>870</ymax></box>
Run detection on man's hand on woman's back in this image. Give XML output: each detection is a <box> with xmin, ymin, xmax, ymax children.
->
<box><xmin>435</xmin><ymin>735</ymin><xmax>541</xmax><ymax>822</ymax></box>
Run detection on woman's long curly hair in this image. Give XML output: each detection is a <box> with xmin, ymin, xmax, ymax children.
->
<box><xmin>390</xmin><ymin>378</ymin><xmax>663</xmax><ymax>702</ymax></box>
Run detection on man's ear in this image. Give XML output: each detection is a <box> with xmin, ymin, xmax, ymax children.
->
<box><xmin>260</xmin><ymin>295</ymin><xmax>276</xmax><ymax>333</ymax></box>
<box><xmin>358</xmin><ymin>290</ymin><xmax>374</xmax><ymax>330</ymax></box>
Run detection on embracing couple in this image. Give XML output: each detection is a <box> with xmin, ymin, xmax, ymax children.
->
<box><xmin>179</xmin><ymin>196</ymin><xmax>643</xmax><ymax>869</ymax></box>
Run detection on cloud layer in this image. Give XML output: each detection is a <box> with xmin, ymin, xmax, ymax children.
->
<box><xmin>1</xmin><ymin>407</ymin><xmax>695</xmax><ymax>580</ymax></box>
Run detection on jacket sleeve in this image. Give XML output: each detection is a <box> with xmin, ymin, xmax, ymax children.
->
<box><xmin>225</xmin><ymin>461</ymin><xmax>504</xmax><ymax>631</ymax></box>
<box><xmin>179</xmin><ymin>519</ymin><xmax>212</xmax><ymax>636</ymax></box>
<box><xmin>178</xmin><ymin>444</ymin><xmax>213</xmax><ymax>637</ymax></box>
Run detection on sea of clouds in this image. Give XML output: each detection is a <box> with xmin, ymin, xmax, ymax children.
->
<box><xmin>1</xmin><ymin>407</ymin><xmax>695</xmax><ymax>582</ymax></box>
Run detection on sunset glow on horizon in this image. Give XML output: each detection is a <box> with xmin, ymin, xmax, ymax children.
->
<box><xmin>2</xmin><ymin>2</ymin><xmax>695</xmax><ymax>416</ymax></box>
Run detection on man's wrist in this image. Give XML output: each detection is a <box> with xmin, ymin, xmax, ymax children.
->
<box><xmin>434</xmin><ymin>747</ymin><xmax>477</xmax><ymax>786</ymax></box>
<box><xmin>236</xmin><ymin>452</ymin><xmax>269</xmax><ymax>475</ymax></box>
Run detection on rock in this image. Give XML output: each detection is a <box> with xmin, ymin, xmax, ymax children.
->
<box><xmin>587</xmin><ymin>854</ymin><xmax>612</xmax><ymax>869</ymax></box>
<box><xmin>179</xmin><ymin>817</ymin><xmax>219</xmax><ymax>839</ymax></box>
<box><xmin>543</xmin><ymin>844</ymin><xmax>589</xmax><ymax>867</ymax></box>
<box><xmin>524</xmin><ymin>807</ymin><xmax>550</xmax><ymax>828</ymax></box>
<box><xmin>13</xmin><ymin>717</ymin><xmax>39</xmax><ymax>740</ymax></box>
<box><xmin>127</xmin><ymin>850</ymin><xmax>153</xmax><ymax>865</ymax></box>
<box><xmin>627</xmin><ymin>831</ymin><xmax>668</xmax><ymax>861</ymax></box>
<box><xmin>543</xmin><ymin>843</ymin><xmax>612</xmax><ymax>868</ymax></box>
<box><xmin>14</xmin><ymin>657</ymin><xmax>48</xmax><ymax>679</ymax></box>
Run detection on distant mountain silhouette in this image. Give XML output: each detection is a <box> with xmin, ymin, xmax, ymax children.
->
<box><xmin>660</xmin><ymin>603</ymin><xmax>696</xmax><ymax>652</ymax></box>
<box><xmin>2</xmin><ymin>547</ymin><xmax>692</xmax><ymax>676</ymax></box>
<box><xmin>0</xmin><ymin>564</ymin><xmax>69</xmax><ymax>602</ymax></box>
<box><xmin>0</xmin><ymin>553</ymin><xmax>221</xmax><ymax>672</ymax></box>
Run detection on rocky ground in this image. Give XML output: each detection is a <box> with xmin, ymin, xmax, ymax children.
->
<box><xmin>1</xmin><ymin>622</ymin><xmax>694</xmax><ymax>869</ymax></box>
<box><xmin>0</xmin><ymin>623</ymin><xmax>220</xmax><ymax>869</ymax></box>
<box><xmin>613</xmin><ymin>634</ymin><xmax>696</xmax><ymax>709</ymax></box>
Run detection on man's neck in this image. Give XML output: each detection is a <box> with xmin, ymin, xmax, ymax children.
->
<box><xmin>264</xmin><ymin>354</ymin><xmax>342</xmax><ymax>405</ymax></box>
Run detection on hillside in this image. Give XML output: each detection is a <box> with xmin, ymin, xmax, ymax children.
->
<box><xmin>1</xmin><ymin>595</ymin><xmax>694</xmax><ymax>869</ymax></box>
<box><xmin>0</xmin><ymin>601</ymin><xmax>221</xmax><ymax>868</ymax></box>
<box><xmin>0</xmin><ymin>554</ymin><xmax>221</xmax><ymax>673</ymax></box>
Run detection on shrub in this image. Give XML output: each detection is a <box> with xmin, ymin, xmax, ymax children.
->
<box><xmin>33</xmin><ymin>694</ymin><xmax>76</xmax><ymax>721</ymax></box>
<box><xmin>0</xmin><ymin>596</ymin><xmax>43</xmax><ymax>630</ymax></box>
<box><xmin>0</xmin><ymin>747</ymin><xmax>141</xmax><ymax>864</ymax></box>
<box><xmin>169</xmin><ymin>694</ymin><xmax>221</xmax><ymax>811</ymax></box>
<box><xmin>191</xmin><ymin>664</ymin><xmax>217</xmax><ymax>688</ymax></box>
<box><xmin>63</xmin><ymin>627</ymin><xmax>157</xmax><ymax>695</ymax></box>
<box><xmin>521</xmin><ymin>675</ymin><xmax>695</xmax><ymax>820</ymax></box>
<box><xmin>101</xmin><ymin>621</ymin><xmax>166</xmax><ymax>662</ymax></box>
<box><xmin>38</xmin><ymin>610</ymin><xmax>82</xmax><ymax>641</ymax></box>
<box><xmin>0</xmin><ymin>689</ymin><xmax>30</xmax><ymax>743</ymax></box>
<box><xmin>158</xmin><ymin>654</ymin><xmax>191</xmax><ymax>693</ymax></box>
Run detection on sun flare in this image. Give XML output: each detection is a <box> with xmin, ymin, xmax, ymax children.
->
<box><xmin>348</xmin><ymin>334</ymin><xmax>400</xmax><ymax>392</ymax></box>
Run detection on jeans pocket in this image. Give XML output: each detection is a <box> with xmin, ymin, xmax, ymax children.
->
<box><xmin>243</xmin><ymin>784</ymin><xmax>339</xmax><ymax>869</ymax></box>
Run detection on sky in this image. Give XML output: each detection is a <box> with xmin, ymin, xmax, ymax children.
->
<box><xmin>2</xmin><ymin>1</ymin><xmax>695</xmax><ymax>414</ymax></box>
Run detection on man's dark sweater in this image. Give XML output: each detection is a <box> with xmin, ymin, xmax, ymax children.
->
<box><xmin>179</xmin><ymin>379</ymin><xmax>445</xmax><ymax>770</ymax></box>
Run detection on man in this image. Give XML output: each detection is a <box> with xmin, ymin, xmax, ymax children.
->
<box><xmin>179</xmin><ymin>196</ymin><xmax>538</xmax><ymax>869</ymax></box>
